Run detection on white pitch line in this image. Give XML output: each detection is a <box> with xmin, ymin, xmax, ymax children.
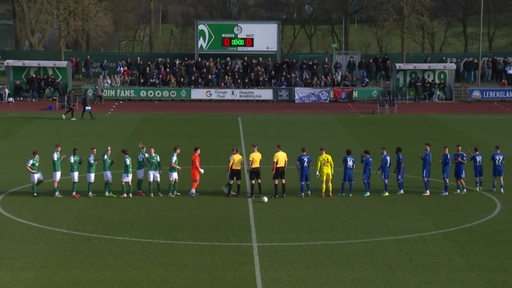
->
<box><xmin>238</xmin><ymin>117</ymin><xmax>263</xmax><ymax>288</ymax></box>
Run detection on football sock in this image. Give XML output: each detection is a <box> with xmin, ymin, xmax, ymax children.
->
<box><xmin>157</xmin><ymin>183</ymin><xmax>160</xmax><ymax>193</ymax></box>
<box><xmin>72</xmin><ymin>182</ymin><xmax>77</xmax><ymax>193</ymax></box>
<box><xmin>137</xmin><ymin>179</ymin><xmax>142</xmax><ymax>191</ymax></box>
<box><xmin>444</xmin><ymin>183</ymin><xmax>448</xmax><ymax>192</ymax></box>
<box><xmin>54</xmin><ymin>187</ymin><xmax>58</xmax><ymax>193</ymax></box>
<box><xmin>104</xmin><ymin>182</ymin><xmax>108</xmax><ymax>192</ymax></box>
<box><xmin>341</xmin><ymin>182</ymin><xmax>345</xmax><ymax>194</ymax></box>
<box><xmin>456</xmin><ymin>184</ymin><xmax>460</xmax><ymax>190</ymax></box>
<box><xmin>148</xmin><ymin>182</ymin><xmax>153</xmax><ymax>194</ymax></box>
<box><xmin>251</xmin><ymin>183</ymin><xmax>255</xmax><ymax>195</ymax></box>
<box><xmin>321</xmin><ymin>183</ymin><xmax>326</xmax><ymax>193</ymax></box>
<box><xmin>237</xmin><ymin>184</ymin><xmax>240</xmax><ymax>195</ymax></box>
<box><xmin>281</xmin><ymin>183</ymin><xmax>286</xmax><ymax>195</ymax></box>
<box><xmin>122</xmin><ymin>184</ymin><xmax>126</xmax><ymax>194</ymax></box>
<box><xmin>88</xmin><ymin>182</ymin><xmax>92</xmax><ymax>193</ymax></box>
<box><xmin>32</xmin><ymin>183</ymin><xmax>36</xmax><ymax>194</ymax></box>
<box><xmin>128</xmin><ymin>184</ymin><xmax>132</xmax><ymax>194</ymax></box>
<box><xmin>424</xmin><ymin>180</ymin><xmax>429</xmax><ymax>191</ymax></box>
<box><xmin>328</xmin><ymin>183</ymin><xmax>332</xmax><ymax>193</ymax></box>
<box><xmin>107</xmin><ymin>183</ymin><xmax>112</xmax><ymax>193</ymax></box>
<box><xmin>479</xmin><ymin>180</ymin><xmax>483</xmax><ymax>188</ymax></box>
<box><xmin>349</xmin><ymin>182</ymin><xmax>353</xmax><ymax>194</ymax></box>
<box><xmin>306</xmin><ymin>182</ymin><xmax>310</xmax><ymax>192</ymax></box>
<box><xmin>273</xmin><ymin>184</ymin><xmax>277</xmax><ymax>196</ymax></box>
<box><xmin>300</xmin><ymin>182</ymin><xmax>304</xmax><ymax>194</ymax></box>
<box><xmin>384</xmin><ymin>182</ymin><xmax>388</xmax><ymax>192</ymax></box>
<box><xmin>258</xmin><ymin>183</ymin><xmax>262</xmax><ymax>194</ymax></box>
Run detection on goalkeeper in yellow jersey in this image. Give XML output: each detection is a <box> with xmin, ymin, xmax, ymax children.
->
<box><xmin>316</xmin><ymin>147</ymin><xmax>334</xmax><ymax>198</ymax></box>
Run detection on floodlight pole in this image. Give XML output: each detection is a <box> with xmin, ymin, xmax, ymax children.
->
<box><xmin>478</xmin><ymin>0</ymin><xmax>484</xmax><ymax>87</ymax></box>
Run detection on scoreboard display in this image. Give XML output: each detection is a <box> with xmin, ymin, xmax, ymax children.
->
<box><xmin>196</xmin><ymin>21</ymin><xmax>279</xmax><ymax>53</ymax></box>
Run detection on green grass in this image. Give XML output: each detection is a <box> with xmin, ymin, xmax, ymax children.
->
<box><xmin>0</xmin><ymin>111</ymin><xmax>511</xmax><ymax>287</ymax></box>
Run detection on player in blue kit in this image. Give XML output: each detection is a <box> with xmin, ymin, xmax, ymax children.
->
<box><xmin>297</xmin><ymin>148</ymin><xmax>312</xmax><ymax>197</ymax></box>
<box><xmin>453</xmin><ymin>144</ymin><xmax>467</xmax><ymax>194</ymax></box>
<box><xmin>394</xmin><ymin>147</ymin><xmax>405</xmax><ymax>195</ymax></box>
<box><xmin>420</xmin><ymin>143</ymin><xmax>432</xmax><ymax>196</ymax></box>
<box><xmin>491</xmin><ymin>145</ymin><xmax>505</xmax><ymax>193</ymax></box>
<box><xmin>361</xmin><ymin>150</ymin><xmax>372</xmax><ymax>197</ymax></box>
<box><xmin>377</xmin><ymin>147</ymin><xmax>391</xmax><ymax>197</ymax></box>
<box><xmin>340</xmin><ymin>149</ymin><xmax>355</xmax><ymax>197</ymax></box>
<box><xmin>468</xmin><ymin>147</ymin><xmax>483</xmax><ymax>191</ymax></box>
<box><xmin>440</xmin><ymin>146</ymin><xmax>451</xmax><ymax>196</ymax></box>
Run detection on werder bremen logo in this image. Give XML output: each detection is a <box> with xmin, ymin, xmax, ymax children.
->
<box><xmin>197</xmin><ymin>23</ymin><xmax>214</xmax><ymax>50</ymax></box>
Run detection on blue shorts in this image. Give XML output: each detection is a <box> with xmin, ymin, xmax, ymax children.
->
<box><xmin>493</xmin><ymin>167</ymin><xmax>504</xmax><ymax>177</ymax></box>
<box><xmin>422</xmin><ymin>169</ymin><xmax>430</xmax><ymax>180</ymax></box>
<box><xmin>396</xmin><ymin>170</ymin><xmax>404</xmax><ymax>182</ymax></box>
<box><xmin>380</xmin><ymin>169</ymin><xmax>390</xmax><ymax>181</ymax></box>
<box><xmin>442</xmin><ymin>167</ymin><xmax>450</xmax><ymax>180</ymax></box>
<box><xmin>454</xmin><ymin>168</ymin><xmax>465</xmax><ymax>179</ymax></box>
<box><xmin>299</xmin><ymin>171</ymin><xmax>310</xmax><ymax>182</ymax></box>
<box><xmin>473</xmin><ymin>166</ymin><xmax>483</xmax><ymax>178</ymax></box>
<box><xmin>343</xmin><ymin>170</ymin><xmax>354</xmax><ymax>182</ymax></box>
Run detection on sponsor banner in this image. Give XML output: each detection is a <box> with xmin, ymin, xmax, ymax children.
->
<box><xmin>191</xmin><ymin>89</ymin><xmax>273</xmax><ymax>100</ymax></box>
<box><xmin>332</xmin><ymin>87</ymin><xmax>353</xmax><ymax>102</ymax></box>
<box><xmin>82</xmin><ymin>87</ymin><xmax>191</xmax><ymax>100</ymax></box>
<box><xmin>274</xmin><ymin>88</ymin><xmax>294</xmax><ymax>101</ymax></box>
<box><xmin>352</xmin><ymin>88</ymin><xmax>382</xmax><ymax>101</ymax></box>
<box><xmin>294</xmin><ymin>88</ymin><xmax>331</xmax><ymax>103</ymax></box>
<box><xmin>468</xmin><ymin>88</ymin><xmax>512</xmax><ymax>100</ymax></box>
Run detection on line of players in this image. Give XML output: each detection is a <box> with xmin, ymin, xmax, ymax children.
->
<box><xmin>25</xmin><ymin>142</ymin><xmax>505</xmax><ymax>198</ymax></box>
<box><xmin>25</xmin><ymin>143</ymin><xmax>205</xmax><ymax>198</ymax></box>
<box><xmin>222</xmin><ymin>143</ymin><xmax>505</xmax><ymax>198</ymax></box>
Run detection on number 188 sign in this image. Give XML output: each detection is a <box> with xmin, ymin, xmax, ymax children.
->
<box><xmin>196</xmin><ymin>21</ymin><xmax>279</xmax><ymax>53</ymax></box>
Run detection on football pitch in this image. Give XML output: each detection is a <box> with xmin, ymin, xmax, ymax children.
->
<box><xmin>0</xmin><ymin>111</ymin><xmax>510</xmax><ymax>287</ymax></box>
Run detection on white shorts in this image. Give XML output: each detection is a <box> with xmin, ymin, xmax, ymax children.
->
<box><xmin>87</xmin><ymin>173</ymin><xmax>95</xmax><ymax>183</ymax></box>
<box><xmin>103</xmin><ymin>171</ymin><xmax>112</xmax><ymax>182</ymax></box>
<box><xmin>122</xmin><ymin>173</ymin><xmax>132</xmax><ymax>183</ymax></box>
<box><xmin>30</xmin><ymin>172</ymin><xmax>43</xmax><ymax>183</ymax></box>
<box><xmin>169</xmin><ymin>171</ymin><xmax>178</xmax><ymax>182</ymax></box>
<box><xmin>137</xmin><ymin>169</ymin><xmax>144</xmax><ymax>180</ymax></box>
<box><xmin>70</xmin><ymin>172</ymin><xmax>79</xmax><ymax>182</ymax></box>
<box><xmin>53</xmin><ymin>171</ymin><xmax>61</xmax><ymax>181</ymax></box>
<box><xmin>148</xmin><ymin>170</ymin><xmax>160</xmax><ymax>182</ymax></box>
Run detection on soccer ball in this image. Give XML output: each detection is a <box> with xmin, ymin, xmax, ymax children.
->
<box><xmin>261</xmin><ymin>196</ymin><xmax>268</xmax><ymax>203</ymax></box>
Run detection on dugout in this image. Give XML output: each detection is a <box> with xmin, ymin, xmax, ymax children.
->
<box><xmin>4</xmin><ymin>60</ymin><xmax>72</xmax><ymax>97</ymax></box>
<box><xmin>393</xmin><ymin>63</ymin><xmax>456</xmax><ymax>102</ymax></box>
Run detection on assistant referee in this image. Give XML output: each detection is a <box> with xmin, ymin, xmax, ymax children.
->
<box><xmin>272</xmin><ymin>144</ymin><xmax>288</xmax><ymax>198</ymax></box>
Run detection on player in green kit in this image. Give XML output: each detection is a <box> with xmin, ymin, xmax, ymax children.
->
<box><xmin>52</xmin><ymin>144</ymin><xmax>66</xmax><ymax>197</ymax></box>
<box><xmin>69</xmin><ymin>148</ymin><xmax>82</xmax><ymax>198</ymax></box>
<box><xmin>135</xmin><ymin>143</ymin><xmax>148</xmax><ymax>196</ymax></box>
<box><xmin>168</xmin><ymin>146</ymin><xmax>181</xmax><ymax>197</ymax></box>
<box><xmin>26</xmin><ymin>150</ymin><xmax>44</xmax><ymax>197</ymax></box>
<box><xmin>120</xmin><ymin>149</ymin><xmax>133</xmax><ymax>198</ymax></box>
<box><xmin>86</xmin><ymin>147</ymin><xmax>98</xmax><ymax>198</ymax></box>
<box><xmin>147</xmin><ymin>147</ymin><xmax>162</xmax><ymax>197</ymax></box>
<box><xmin>102</xmin><ymin>146</ymin><xmax>116</xmax><ymax>197</ymax></box>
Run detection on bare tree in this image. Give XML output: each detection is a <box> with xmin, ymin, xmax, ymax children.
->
<box><xmin>12</xmin><ymin>0</ymin><xmax>53</xmax><ymax>50</ymax></box>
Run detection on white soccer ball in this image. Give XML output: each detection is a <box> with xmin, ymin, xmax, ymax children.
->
<box><xmin>261</xmin><ymin>196</ymin><xmax>268</xmax><ymax>203</ymax></box>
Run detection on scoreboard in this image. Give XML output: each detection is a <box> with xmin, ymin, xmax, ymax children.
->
<box><xmin>196</xmin><ymin>21</ymin><xmax>280</xmax><ymax>53</ymax></box>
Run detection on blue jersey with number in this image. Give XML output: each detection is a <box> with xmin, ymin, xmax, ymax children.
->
<box><xmin>470</xmin><ymin>152</ymin><xmax>483</xmax><ymax>177</ymax></box>
<box><xmin>342</xmin><ymin>155</ymin><xmax>355</xmax><ymax>182</ymax></box>
<box><xmin>361</xmin><ymin>155</ymin><xmax>372</xmax><ymax>181</ymax></box>
<box><xmin>491</xmin><ymin>152</ymin><xmax>504</xmax><ymax>177</ymax></box>
<box><xmin>453</xmin><ymin>152</ymin><xmax>466</xmax><ymax>179</ymax></box>
<box><xmin>395</xmin><ymin>153</ymin><xmax>405</xmax><ymax>180</ymax></box>
<box><xmin>379</xmin><ymin>153</ymin><xmax>391</xmax><ymax>180</ymax></box>
<box><xmin>297</xmin><ymin>154</ymin><xmax>312</xmax><ymax>182</ymax></box>
<box><xmin>422</xmin><ymin>151</ymin><xmax>431</xmax><ymax>179</ymax></box>
<box><xmin>441</xmin><ymin>152</ymin><xmax>451</xmax><ymax>179</ymax></box>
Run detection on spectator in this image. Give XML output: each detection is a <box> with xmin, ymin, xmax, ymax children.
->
<box><xmin>84</xmin><ymin>56</ymin><xmax>93</xmax><ymax>80</ymax></box>
<box><xmin>13</xmin><ymin>80</ymin><xmax>24</xmax><ymax>100</ymax></box>
<box><xmin>93</xmin><ymin>86</ymin><xmax>103</xmax><ymax>104</ymax></box>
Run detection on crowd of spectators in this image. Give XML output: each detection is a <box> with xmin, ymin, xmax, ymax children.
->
<box><xmin>76</xmin><ymin>55</ymin><xmax>394</xmax><ymax>90</ymax></box>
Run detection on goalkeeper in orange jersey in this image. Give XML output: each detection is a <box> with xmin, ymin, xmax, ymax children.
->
<box><xmin>316</xmin><ymin>147</ymin><xmax>334</xmax><ymax>198</ymax></box>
